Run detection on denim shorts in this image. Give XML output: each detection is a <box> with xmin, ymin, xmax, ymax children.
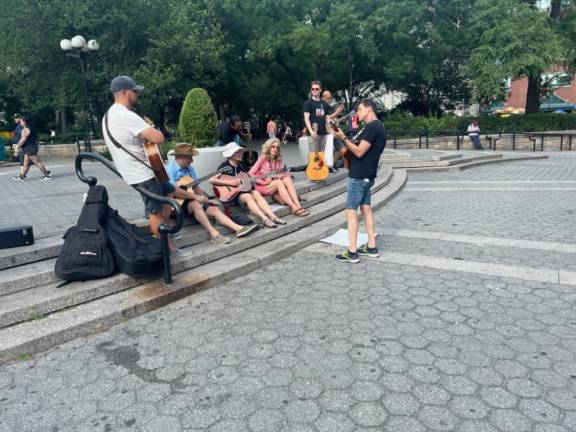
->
<box><xmin>136</xmin><ymin>178</ymin><xmax>175</xmax><ymax>217</ymax></box>
<box><xmin>346</xmin><ymin>177</ymin><xmax>374</xmax><ymax>209</ymax></box>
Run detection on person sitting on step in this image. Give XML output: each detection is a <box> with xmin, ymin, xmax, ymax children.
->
<box><xmin>166</xmin><ymin>143</ymin><xmax>259</xmax><ymax>244</ymax></box>
<box><xmin>248</xmin><ymin>138</ymin><xmax>309</xmax><ymax>216</ymax></box>
<box><xmin>210</xmin><ymin>142</ymin><xmax>287</xmax><ymax>229</ymax></box>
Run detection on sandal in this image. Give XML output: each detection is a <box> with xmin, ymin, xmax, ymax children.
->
<box><xmin>262</xmin><ymin>218</ymin><xmax>277</xmax><ymax>228</ymax></box>
<box><xmin>272</xmin><ymin>217</ymin><xmax>287</xmax><ymax>225</ymax></box>
<box><xmin>293</xmin><ymin>208</ymin><xmax>309</xmax><ymax>217</ymax></box>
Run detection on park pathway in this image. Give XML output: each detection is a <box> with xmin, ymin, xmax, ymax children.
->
<box><xmin>1</xmin><ymin>153</ymin><xmax>576</xmax><ymax>432</ymax></box>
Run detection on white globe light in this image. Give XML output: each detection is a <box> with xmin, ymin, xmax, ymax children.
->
<box><xmin>60</xmin><ymin>39</ymin><xmax>73</xmax><ymax>51</ymax></box>
<box><xmin>71</xmin><ymin>35</ymin><xmax>86</xmax><ymax>49</ymax></box>
<box><xmin>87</xmin><ymin>39</ymin><xmax>100</xmax><ymax>51</ymax></box>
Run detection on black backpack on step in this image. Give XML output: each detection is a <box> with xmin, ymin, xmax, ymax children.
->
<box><xmin>55</xmin><ymin>185</ymin><xmax>115</xmax><ymax>281</ymax></box>
<box><xmin>104</xmin><ymin>207</ymin><xmax>164</xmax><ymax>277</ymax></box>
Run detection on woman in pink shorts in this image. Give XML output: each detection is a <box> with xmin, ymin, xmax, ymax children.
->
<box><xmin>249</xmin><ymin>138</ymin><xmax>309</xmax><ymax>216</ymax></box>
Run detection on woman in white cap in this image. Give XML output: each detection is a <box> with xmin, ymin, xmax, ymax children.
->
<box><xmin>210</xmin><ymin>142</ymin><xmax>286</xmax><ymax>228</ymax></box>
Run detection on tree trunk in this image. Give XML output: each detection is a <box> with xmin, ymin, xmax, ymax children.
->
<box><xmin>525</xmin><ymin>74</ymin><xmax>541</xmax><ymax>114</ymax></box>
<box><xmin>550</xmin><ymin>0</ymin><xmax>562</xmax><ymax>19</ymax></box>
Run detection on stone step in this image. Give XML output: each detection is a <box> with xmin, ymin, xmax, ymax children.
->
<box><xmin>407</xmin><ymin>153</ymin><xmax>548</xmax><ymax>172</ymax></box>
<box><xmin>0</xmin><ymin>170</ymin><xmax>350</xmax><ymax>295</ymax></box>
<box><xmin>0</xmin><ymin>168</ymin><xmax>393</xmax><ymax>329</ymax></box>
<box><xmin>0</xmin><ymin>168</ymin><xmax>407</xmax><ymax>363</ymax></box>
<box><xmin>0</xmin><ymin>171</ymin><xmax>348</xmax><ymax>272</ymax></box>
<box><xmin>385</xmin><ymin>153</ymin><xmax>503</xmax><ymax>168</ymax></box>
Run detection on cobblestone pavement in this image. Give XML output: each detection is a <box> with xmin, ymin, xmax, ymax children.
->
<box><xmin>378</xmin><ymin>153</ymin><xmax>576</xmax><ymax>244</ymax></box>
<box><xmin>1</xmin><ymin>154</ymin><xmax>576</xmax><ymax>432</ymax></box>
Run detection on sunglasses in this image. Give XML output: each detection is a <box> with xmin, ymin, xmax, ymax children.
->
<box><xmin>311</xmin><ymin>88</ymin><xmax>321</xmax><ymax>91</ymax></box>
<box><xmin>271</xmin><ymin>145</ymin><xmax>279</xmax><ymax>148</ymax></box>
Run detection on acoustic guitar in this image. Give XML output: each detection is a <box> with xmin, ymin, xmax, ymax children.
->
<box><xmin>331</xmin><ymin>120</ymin><xmax>365</xmax><ymax>170</ymax></box>
<box><xmin>142</xmin><ymin>116</ymin><xmax>169</xmax><ymax>183</ymax></box>
<box><xmin>175</xmin><ymin>166</ymin><xmax>233</xmax><ymax>205</ymax></box>
<box><xmin>305</xmin><ymin>123</ymin><xmax>329</xmax><ymax>181</ymax></box>
<box><xmin>213</xmin><ymin>169</ymin><xmax>291</xmax><ymax>203</ymax></box>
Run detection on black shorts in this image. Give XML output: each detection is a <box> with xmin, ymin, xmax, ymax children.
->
<box><xmin>22</xmin><ymin>145</ymin><xmax>39</xmax><ymax>156</ymax></box>
<box><xmin>135</xmin><ymin>178</ymin><xmax>175</xmax><ymax>217</ymax></box>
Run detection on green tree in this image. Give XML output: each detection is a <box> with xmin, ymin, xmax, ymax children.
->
<box><xmin>178</xmin><ymin>88</ymin><xmax>218</xmax><ymax>147</ymax></box>
<box><xmin>468</xmin><ymin>0</ymin><xmax>566</xmax><ymax>113</ymax></box>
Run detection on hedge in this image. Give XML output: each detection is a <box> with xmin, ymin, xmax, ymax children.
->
<box><xmin>382</xmin><ymin>113</ymin><xmax>576</xmax><ymax>134</ymax></box>
<box><xmin>177</xmin><ymin>88</ymin><xmax>218</xmax><ymax>147</ymax></box>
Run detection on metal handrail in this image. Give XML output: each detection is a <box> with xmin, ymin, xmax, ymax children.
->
<box><xmin>75</xmin><ymin>152</ymin><xmax>183</xmax><ymax>284</ymax></box>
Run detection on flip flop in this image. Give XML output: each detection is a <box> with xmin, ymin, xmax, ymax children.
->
<box><xmin>262</xmin><ymin>219</ymin><xmax>277</xmax><ymax>228</ymax></box>
<box><xmin>293</xmin><ymin>208</ymin><xmax>309</xmax><ymax>216</ymax></box>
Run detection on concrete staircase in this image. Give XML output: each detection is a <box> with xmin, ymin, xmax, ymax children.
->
<box><xmin>381</xmin><ymin>149</ymin><xmax>547</xmax><ymax>170</ymax></box>
<box><xmin>0</xmin><ymin>166</ymin><xmax>406</xmax><ymax>363</ymax></box>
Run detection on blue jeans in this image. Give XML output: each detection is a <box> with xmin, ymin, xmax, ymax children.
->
<box><xmin>346</xmin><ymin>177</ymin><xmax>374</xmax><ymax>209</ymax></box>
<box><xmin>470</xmin><ymin>135</ymin><xmax>482</xmax><ymax>149</ymax></box>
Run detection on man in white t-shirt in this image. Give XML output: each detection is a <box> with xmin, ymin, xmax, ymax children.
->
<box><xmin>102</xmin><ymin>75</ymin><xmax>186</xmax><ymax>253</ymax></box>
<box><xmin>467</xmin><ymin>119</ymin><xmax>484</xmax><ymax>150</ymax></box>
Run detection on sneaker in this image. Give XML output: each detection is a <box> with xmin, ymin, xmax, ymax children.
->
<box><xmin>170</xmin><ymin>247</ymin><xmax>192</xmax><ymax>258</ymax></box>
<box><xmin>236</xmin><ymin>224</ymin><xmax>259</xmax><ymax>238</ymax></box>
<box><xmin>41</xmin><ymin>172</ymin><xmax>53</xmax><ymax>181</ymax></box>
<box><xmin>336</xmin><ymin>250</ymin><xmax>360</xmax><ymax>263</ymax></box>
<box><xmin>169</xmin><ymin>232</ymin><xmax>184</xmax><ymax>241</ymax></box>
<box><xmin>358</xmin><ymin>244</ymin><xmax>380</xmax><ymax>258</ymax></box>
<box><xmin>210</xmin><ymin>234</ymin><xmax>231</xmax><ymax>244</ymax></box>
<box><xmin>11</xmin><ymin>175</ymin><xmax>27</xmax><ymax>182</ymax></box>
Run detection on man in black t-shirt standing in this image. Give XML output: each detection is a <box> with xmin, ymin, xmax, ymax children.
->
<box><xmin>332</xmin><ymin>99</ymin><xmax>386</xmax><ymax>263</ymax></box>
<box><xmin>303</xmin><ymin>80</ymin><xmax>331</xmax><ymax>154</ymax></box>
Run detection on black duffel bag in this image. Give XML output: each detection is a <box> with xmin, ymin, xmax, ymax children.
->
<box><xmin>104</xmin><ymin>207</ymin><xmax>164</xmax><ymax>277</ymax></box>
<box><xmin>55</xmin><ymin>185</ymin><xmax>115</xmax><ymax>281</ymax></box>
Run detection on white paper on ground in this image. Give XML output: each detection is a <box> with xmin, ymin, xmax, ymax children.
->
<box><xmin>320</xmin><ymin>228</ymin><xmax>378</xmax><ymax>247</ymax></box>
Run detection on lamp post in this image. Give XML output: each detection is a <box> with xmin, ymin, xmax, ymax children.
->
<box><xmin>60</xmin><ymin>35</ymin><xmax>99</xmax><ymax>152</ymax></box>
<box><xmin>347</xmin><ymin>51</ymin><xmax>354</xmax><ymax>112</ymax></box>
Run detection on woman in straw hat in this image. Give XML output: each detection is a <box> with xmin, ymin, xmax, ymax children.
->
<box><xmin>166</xmin><ymin>143</ymin><xmax>259</xmax><ymax>243</ymax></box>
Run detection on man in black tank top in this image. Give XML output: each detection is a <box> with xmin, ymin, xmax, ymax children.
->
<box><xmin>332</xmin><ymin>99</ymin><xmax>386</xmax><ymax>263</ymax></box>
<box><xmin>11</xmin><ymin>115</ymin><xmax>52</xmax><ymax>181</ymax></box>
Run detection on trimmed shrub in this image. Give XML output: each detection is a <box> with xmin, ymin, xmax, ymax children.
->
<box><xmin>383</xmin><ymin>113</ymin><xmax>576</xmax><ymax>134</ymax></box>
<box><xmin>178</xmin><ymin>88</ymin><xmax>218</xmax><ymax>147</ymax></box>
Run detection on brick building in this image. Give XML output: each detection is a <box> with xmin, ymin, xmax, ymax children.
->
<box><xmin>506</xmin><ymin>67</ymin><xmax>576</xmax><ymax>112</ymax></box>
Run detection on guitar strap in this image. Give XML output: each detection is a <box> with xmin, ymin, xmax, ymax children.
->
<box><xmin>103</xmin><ymin>112</ymin><xmax>158</xmax><ymax>173</ymax></box>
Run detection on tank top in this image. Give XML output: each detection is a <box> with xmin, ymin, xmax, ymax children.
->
<box><xmin>23</xmin><ymin>127</ymin><xmax>37</xmax><ymax>147</ymax></box>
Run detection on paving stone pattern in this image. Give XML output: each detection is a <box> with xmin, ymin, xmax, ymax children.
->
<box><xmin>379</xmin><ymin>154</ymin><xmax>576</xmax><ymax>244</ymax></box>
<box><xmin>377</xmin><ymin>235</ymin><xmax>576</xmax><ymax>272</ymax></box>
<box><xmin>2</xmin><ymin>154</ymin><xmax>576</xmax><ymax>431</ymax></box>
<box><xmin>1</xmin><ymin>255</ymin><xmax>576</xmax><ymax>431</ymax></box>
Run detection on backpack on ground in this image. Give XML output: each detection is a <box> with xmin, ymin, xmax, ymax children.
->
<box><xmin>54</xmin><ymin>185</ymin><xmax>115</xmax><ymax>281</ymax></box>
<box><xmin>104</xmin><ymin>207</ymin><xmax>164</xmax><ymax>277</ymax></box>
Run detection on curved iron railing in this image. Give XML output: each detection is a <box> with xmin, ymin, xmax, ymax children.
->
<box><xmin>75</xmin><ymin>152</ymin><xmax>183</xmax><ymax>284</ymax></box>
